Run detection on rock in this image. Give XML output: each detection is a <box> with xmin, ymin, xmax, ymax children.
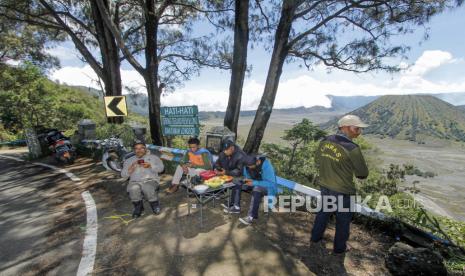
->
<box><xmin>385</xmin><ymin>242</ymin><xmax>447</xmax><ymax>275</ymax></box>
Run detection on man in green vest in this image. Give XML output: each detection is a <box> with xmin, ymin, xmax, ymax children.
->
<box><xmin>311</xmin><ymin>114</ymin><xmax>369</xmax><ymax>254</ymax></box>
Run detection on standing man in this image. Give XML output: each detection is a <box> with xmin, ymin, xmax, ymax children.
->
<box><xmin>121</xmin><ymin>141</ymin><xmax>164</xmax><ymax>218</ymax></box>
<box><xmin>215</xmin><ymin>140</ymin><xmax>247</xmax><ymax>213</ymax></box>
<box><xmin>167</xmin><ymin>137</ymin><xmax>213</xmax><ymax>193</ymax></box>
<box><xmin>310</xmin><ymin>115</ymin><xmax>369</xmax><ymax>254</ymax></box>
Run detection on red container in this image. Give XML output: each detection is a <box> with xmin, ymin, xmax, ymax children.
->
<box><xmin>200</xmin><ymin>170</ymin><xmax>216</xmax><ymax>180</ymax></box>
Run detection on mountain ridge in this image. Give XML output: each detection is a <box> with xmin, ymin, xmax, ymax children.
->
<box><xmin>323</xmin><ymin>95</ymin><xmax>465</xmax><ymax>142</ymax></box>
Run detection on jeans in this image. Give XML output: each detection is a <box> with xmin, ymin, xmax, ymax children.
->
<box><xmin>229</xmin><ymin>180</ymin><xmax>252</xmax><ymax>208</ymax></box>
<box><xmin>310</xmin><ymin>187</ymin><xmax>354</xmax><ymax>253</ymax></box>
<box><xmin>247</xmin><ymin>186</ymin><xmax>268</xmax><ymax>219</ymax></box>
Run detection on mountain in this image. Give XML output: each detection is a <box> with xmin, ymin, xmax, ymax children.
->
<box><xmin>68</xmin><ymin>86</ymin><xmax>150</xmax><ymax>116</ymax></box>
<box><xmin>198</xmin><ymin>105</ymin><xmax>334</xmax><ymax>120</ymax></box>
<box><xmin>68</xmin><ymin>85</ymin><xmax>465</xmax><ymax>127</ymax></box>
<box><xmin>323</xmin><ymin>95</ymin><xmax>465</xmax><ymax>142</ymax></box>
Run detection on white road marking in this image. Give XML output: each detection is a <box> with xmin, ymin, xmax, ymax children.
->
<box><xmin>77</xmin><ymin>191</ymin><xmax>98</xmax><ymax>276</ymax></box>
<box><xmin>0</xmin><ymin>155</ymin><xmax>97</xmax><ymax>276</ymax></box>
<box><xmin>33</xmin><ymin>161</ymin><xmax>82</xmax><ymax>181</ymax></box>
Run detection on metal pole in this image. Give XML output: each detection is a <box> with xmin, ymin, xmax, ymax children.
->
<box><xmin>200</xmin><ymin>194</ymin><xmax>203</xmax><ymax>228</ymax></box>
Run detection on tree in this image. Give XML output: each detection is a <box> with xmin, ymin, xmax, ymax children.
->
<box><xmin>0</xmin><ymin>14</ymin><xmax>62</xmax><ymax>71</ymax></box>
<box><xmin>0</xmin><ymin>63</ymin><xmax>56</xmax><ymax>131</ymax></box>
<box><xmin>283</xmin><ymin>118</ymin><xmax>326</xmax><ymax>173</ymax></box>
<box><xmin>96</xmin><ymin>0</ymin><xmax>230</xmax><ymax>145</ymax></box>
<box><xmin>223</xmin><ymin>0</ymin><xmax>249</xmax><ymax>135</ymax></box>
<box><xmin>1</xmin><ymin>0</ymin><xmax>126</xmax><ymax>124</ymax></box>
<box><xmin>243</xmin><ymin>0</ymin><xmax>462</xmax><ymax>153</ymax></box>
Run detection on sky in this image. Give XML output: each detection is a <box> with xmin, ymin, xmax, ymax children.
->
<box><xmin>49</xmin><ymin>5</ymin><xmax>465</xmax><ymax>111</ymax></box>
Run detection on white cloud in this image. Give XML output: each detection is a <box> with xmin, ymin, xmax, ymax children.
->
<box><xmin>49</xmin><ymin>50</ymin><xmax>465</xmax><ymax>111</ymax></box>
<box><xmin>50</xmin><ymin>64</ymin><xmax>145</xmax><ymax>91</ymax></box>
<box><xmin>406</xmin><ymin>50</ymin><xmax>453</xmax><ymax>76</ymax></box>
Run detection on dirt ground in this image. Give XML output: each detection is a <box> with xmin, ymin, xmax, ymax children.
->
<box><xmin>65</xmin><ymin>157</ymin><xmax>395</xmax><ymax>276</ymax></box>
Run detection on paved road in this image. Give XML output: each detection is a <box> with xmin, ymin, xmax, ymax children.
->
<box><xmin>0</xmin><ymin>157</ymin><xmax>81</xmax><ymax>275</ymax></box>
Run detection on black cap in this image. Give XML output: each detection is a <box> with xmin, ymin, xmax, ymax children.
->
<box><xmin>243</xmin><ymin>155</ymin><xmax>257</xmax><ymax>166</ymax></box>
<box><xmin>132</xmin><ymin>139</ymin><xmax>146</xmax><ymax>148</ymax></box>
<box><xmin>222</xmin><ymin>139</ymin><xmax>235</xmax><ymax>150</ymax></box>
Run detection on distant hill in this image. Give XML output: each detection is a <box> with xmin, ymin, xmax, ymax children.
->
<box><xmin>198</xmin><ymin>105</ymin><xmax>333</xmax><ymax>120</ymax></box>
<box><xmin>69</xmin><ymin>86</ymin><xmax>150</xmax><ymax>116</ymax></box>
<box><xmin>68</xmin><ymin>85</ymin><xmax>465</xmax><ymax>128</ymax></box>
<box><xmin>323</xmin><ymin>95</ymin><xmax>465</xmax><ymax>142</ymax></box>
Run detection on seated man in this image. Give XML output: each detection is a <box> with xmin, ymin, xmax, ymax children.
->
<box><xmin>216</xmin><ymin>140</ymin><xmax>247</xmax><ymax>213</ymax></box>
<box><xmin>167</xmin><ymin>137</ymin><xmax>213</xmax><ymax>193</ymax></box>
<box><xmin>121</xmin><ymin>141</ymin><xmax>165</xmax><ymax>218</ymax></box>
<box><xmin>238</xmin><ymin>155</ymin><xmax>278</xmax><ymax>225</ymax></box>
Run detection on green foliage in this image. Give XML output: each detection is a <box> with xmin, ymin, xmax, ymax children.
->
<box><xmin>95</xmin><ymin>124</ymin><xmax>151</xmax><ymax>148</ymax></box>
<box><xmin>0</xmin><ymin>123</ymin><xmax>16</xmax><ymax>141</ymax></box>
<box><xmin>262</xmin><ymin>141</ymin><xmax>320</xmax><ymax>187</ymax></box>
<box><xmin>403</xmin><ymin>163</ymin><xmax>436</xmax><ymax>178</ymax></box>
<box><xmin>0</xmin><ymin>5</ymin><xmax>63</xmax><ymax>71</ymax></box>
<box><xmin>282</xmin><ymin>119</ymin><xmax>326</xmax><ymax>144</ymax></box>
<box><xmin>262</xmin><ymin>119</ymin><xmax>325</xmax><ymax>186</ymax></box>
<box><xmin>0</xmin><ymin>63</ymin><xmax>148</xmax><ymax>142</ymax></box>
<box><xmin>0</xmin><ymin>63</ymin><xmax>104</xmax><ymax>134</ymax></box>
<box><xmin>357</xmin><ymin>165</ymin><xmax>401</xmax><ymax>199</ymax></box>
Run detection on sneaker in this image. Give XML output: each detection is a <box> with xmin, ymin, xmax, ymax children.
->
<box><xmin>152</xmin><ymin>206</ymin><xmax>161</xmax><ymax>215</ymax></box>
<box><xmin>221</xmin><ymin>203</ymin><xmax>232</xmax><ymax>209</ymax></box>
<box><xmin>149</xmin><ymin>201</ymin><xmax>161</xmax><ymax>215</ymax></box>
<box><xmin>239</xmin><ymin>216</ymin><xmax>254</xmax><ymax>225</ymax></box>
<box><xmin>223</xmin><ymin>206</ymin><xmax>240</xmax><ymax>214</ymax></box>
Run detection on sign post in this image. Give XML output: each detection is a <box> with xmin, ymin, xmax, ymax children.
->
<box><xmin>104</xmin><ymin>96</ymin><xmax>128</xmax><ymax>117</ymax></box>
<box><xmin>160</xmin><ymin>105</ymin><xmax>200</xmax><ymax>136</ymax></box>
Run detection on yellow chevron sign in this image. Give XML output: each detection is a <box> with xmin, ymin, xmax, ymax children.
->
<box><xmin>104</xmin><ymin>96</ymin><xmax>128</xmax><ymax>117</ymax></box>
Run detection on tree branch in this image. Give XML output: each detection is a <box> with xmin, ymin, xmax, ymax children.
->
<box><xmin>95</xmin><ymin>0</ymin><xmax>145</xmax><ymax>74</ymax></box>
<box><xmin>39</xmin><ymin>0</ymin><xmax>104</xmax><ymax>77</ymax></box>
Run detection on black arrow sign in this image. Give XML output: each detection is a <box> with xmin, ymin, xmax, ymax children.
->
<box><xmin>107</xmin><ymin>97</ymin><xmax>125</xmax><ymax>116</ymax></box>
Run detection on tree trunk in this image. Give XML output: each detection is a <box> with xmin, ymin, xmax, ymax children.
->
<box><xmin>144</xmin><ymin>0</ymin><xmax>163</xmax><ymax>146</ymax></box>
<box><xmin>287</xmin><ymin>142</ymin><xmax>298</xmax><ymax>174</ymax></box>
<box><xmin>92</xmin><ymin>0</ymin><xmax>123</xmax><ymax>124</ymax></box>
<box><xmin>224</xmin><ymin>0</ymin><xmax>249</xmax><ymax>135</ymax></box>
<box><xmin>243</xmin><ymin>1</ymin><xmax>298</xmax><ymax>153</ymax></box>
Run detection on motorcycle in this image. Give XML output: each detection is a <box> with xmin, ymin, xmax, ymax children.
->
<box><xmin>45</xmin><ymin>129</ymin><xmax>76</xmax><ymax>164</ymax></box>
<box><xmin>100</xmin><ymin>136</ymin><xmax>134</xmax><ymax>172</ymax></box>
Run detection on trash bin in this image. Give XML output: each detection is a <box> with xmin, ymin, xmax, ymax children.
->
<box><xmin>78</xmin><ymin>119</ymin><xmax>96</xmax><ymax>141</ymax></box>
<box><xmin>132</xmin><ymin>126</ymin><xmax>147</xmax><ymax>143</ymax></box>
<box><xmin>205</xmin><ymin>126</ymin><xmax>236</xmax><ymax>155</ymax></box>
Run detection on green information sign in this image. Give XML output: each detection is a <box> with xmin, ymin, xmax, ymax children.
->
<box><xmin>162</xmin><ymin>116</ymin><xmax>199</xmax><ymax>126</ymax></box>
<box><xmin>163</xmin><ymin>126</ymin><xmax>200</xmax><ymax>136</ymax></box>
<box><xmin>160</xmin><ymin>105</ymin><xmax>200</xmax><ymax>136</ymax></box>
<box><xmin>160</xmin><ymin>106</ymin><xmax>198</xmax><ymax>117</ymax></box>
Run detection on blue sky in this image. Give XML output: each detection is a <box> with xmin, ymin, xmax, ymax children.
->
<box><xmin>50</xmin><ymin>5</ymin><xmax>465</xmax><ymax>111</ymax></box>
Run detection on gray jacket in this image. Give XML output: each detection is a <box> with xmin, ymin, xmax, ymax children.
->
<box><xmin>121</xmin><ymin>153</ymin><xmax>164</xmax><ymax>183</ymax></box>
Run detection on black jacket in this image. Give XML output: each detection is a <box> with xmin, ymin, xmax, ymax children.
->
<box><xmin>215</xmin><ymin>145</ymin><xmax>247</xmax><ymax>177</ymax></box>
